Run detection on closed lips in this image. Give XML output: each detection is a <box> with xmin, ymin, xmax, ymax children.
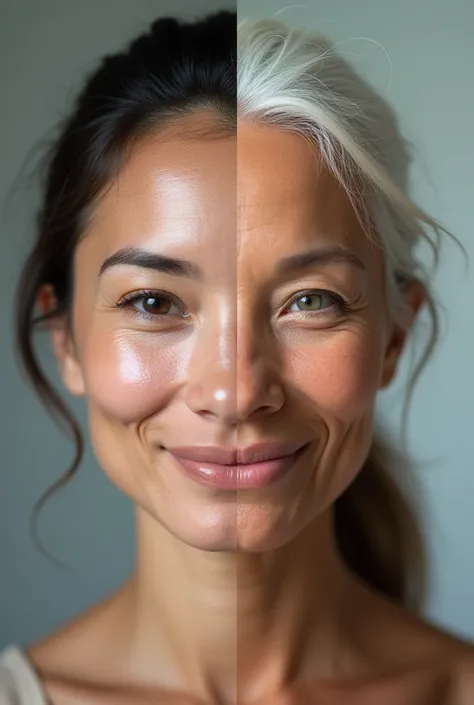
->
<box><xmin>166</xmin><ymin>441</ymin><xmax>308</xmax><ymax>466</ymax></box>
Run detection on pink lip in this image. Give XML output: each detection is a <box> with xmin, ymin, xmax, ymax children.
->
<box><xmin>166</xmin><ymin>441</ymin><xmax>308</xmax><ymax>490</ymax></box>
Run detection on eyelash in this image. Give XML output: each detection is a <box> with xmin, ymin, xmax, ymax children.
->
<box><xmin>115</xmin><ymin>288</ymin><xmax>351</xmax><ymax>322</ymax></box>
<box><xmin>116</xmin><ymin>289</ymin><xmax>188</xmax><ymax>322</ymax></box>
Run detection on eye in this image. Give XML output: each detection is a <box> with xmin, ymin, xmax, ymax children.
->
<box><xmin>116</xmin><ymin>290</ymin><xmax>189</xmax><ymax>321</ymax></box>
<box><xmin>136</xmin><ymin>294</ymin><xmax>177</xmax><ymax>316</ymax></box>
<box><xmin>286</xmin><ymin>290</ymin><xmax>347</xmax><ymax>315</ymax></box>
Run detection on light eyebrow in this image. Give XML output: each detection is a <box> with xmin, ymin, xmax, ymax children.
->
<box><xmin>276</xmin><ymin>245</ymin><xmax>367</xmax><ymax>276</ymax></box>
<box><xmin>99</xmin><ymin>247</ymin><xmax>203</xmax><ymax>280</ymax></box>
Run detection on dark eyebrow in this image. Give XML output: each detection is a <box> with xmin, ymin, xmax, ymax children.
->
<box><xmin>276</xmin><ymin>245</ymin><xmax>367</xmax><ymax>275</ymax></box>
<box><xmin>99</xmin><ymin>247</ymin><xmax>203</xmax><ymax>280</ymax></box>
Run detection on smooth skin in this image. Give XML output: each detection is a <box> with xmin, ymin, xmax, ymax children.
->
<box><xmin>28</xmin><ymin>114</ymin><xmax>474</xmax><ymax>704</ymax></box>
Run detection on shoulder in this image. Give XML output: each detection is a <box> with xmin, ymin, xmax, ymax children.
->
<box><xmin>444</xmin><ymin>648</ymin><xmax>474</xmax><ymax>705</ymax></box>
<box><xmin>386</xmin><ymin>616</ymin><xmax>474</xmax><ymax>705</ymax></box>
<box><xmin>25</xmin><ymin>584</ymin><xmax>131</xmax><ymax>688</ymax></box>
<box><xmin>352</xmin><ymin>581</ymin><xmax>474</xmax><ymax>703</ymax></box>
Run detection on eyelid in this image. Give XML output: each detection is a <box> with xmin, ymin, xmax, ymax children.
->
<box><xmin>277</xmin><ymin>288</ymin><xmax>349</xmax><ymax>314</ymax></box>
<box><xmin>117</xmin><ymin>288</ymin><xmax>176</xmax><ymax>305</ymax></box>
<box><xmin>288</xmin><ymin>288</ymin><xmax>345</xmax><ymax>304</ymax></box>
<box><xmin>115</xmin><ymin>288</ymin><xmax>190</xmax><ymax>320</ymax></box>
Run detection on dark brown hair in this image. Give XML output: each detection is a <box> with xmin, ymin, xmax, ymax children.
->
<box><xmin>14</xmin><ymin>11</ymin><xmax>237</xmax><ymax>564</ymax></box>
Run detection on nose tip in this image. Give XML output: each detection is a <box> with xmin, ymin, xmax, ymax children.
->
<box><xmin>236</xmin><ymin>379</ymin><xmax>285</xmax><ymax>423</ymax></box>
<box><xmin>185</xmin><ymin>373</ymin><xmax>284</xmax><ymax>425</ymax></box>
<box><xmin>184</xmin><ymin>317</ymin><xmax>285</xmax><ymax>426</ymax></box>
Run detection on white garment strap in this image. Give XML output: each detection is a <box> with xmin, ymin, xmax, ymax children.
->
<box><xmin>0</xmin><ymin>646</ymin><xmax>48</xmax><ymax>705</ymax></box>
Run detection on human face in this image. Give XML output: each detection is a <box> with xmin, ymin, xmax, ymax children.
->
<box><xmin>51</xmin><ymin>116</ymin><xmax>406</xmax><ymax>552</ymax></box>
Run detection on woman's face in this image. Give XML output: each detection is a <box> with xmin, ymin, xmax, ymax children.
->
<box><xmin>50</xmin><ymin>116</ymin><xmax>410</xmax><ymax>552</ymax></box>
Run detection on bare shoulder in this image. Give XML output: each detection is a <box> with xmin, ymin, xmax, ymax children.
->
<box><xmin>375</xmin><ymin>614</ymin><xmax>474</xmax><ymax>705</ymax></box>
<box><xmin>349</xmin><ymin>581</ymin><xmax>474</xmax><ymax>703</ymax></box>
<box><xmin>24</xmin><ymin>584</ymin><xmax>198</xmax><ymax>704</ymax></box>
<box><xmin>391</xmin><ymin>611</ymin><xmax>474</xmax><ymax>704</ymax></box>
<box><xmin>371</xmin><ymin>609</ymin><xmax>474</xmax><ymax>705</ymax></box>
<box><xmin>26</xmin><ymin>583</ymin><xmax>130</xmax><ymax>681</ymax></box>
<box><xmin>444</xmin><ymin>647</ymin><xmax>474</xmax><ymax>705</ymax></box>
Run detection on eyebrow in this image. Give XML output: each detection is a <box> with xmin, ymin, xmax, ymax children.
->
<box><xmin>276</xmin><ymin>245</ymin><xmax>367</xmax><ymax>275</ymax></box>
<box><xmin>99</xmin><ymin>244</ymin><xmax>366</xmax><ymax>279</ymax></box>
<box><xmin>99</xmin><ymin>247</ymin><xmax>203</xmax><ymax>280</ymax></box>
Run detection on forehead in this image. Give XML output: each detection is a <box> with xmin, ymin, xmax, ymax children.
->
<box><xmin>81</xmin><ymin>126</ymin><xmax>236</xmax><ymax>265</ymax></box>
<box><xmin>79</xmin><ymin>119</ymin><xmax>380</xmax><ymax>280</ymax></box>
<box><xmin>237</xmin><ymin>123</ymin><xmax>373</xmax><ymax>261</ymax></box>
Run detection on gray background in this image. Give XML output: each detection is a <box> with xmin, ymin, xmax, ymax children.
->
<box><xmin>0</xmin><ymin>0</ymin><xmax>473</xmax><ymax>650</ymax></box>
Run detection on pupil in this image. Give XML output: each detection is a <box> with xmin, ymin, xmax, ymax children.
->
<box><xmin>143</xmin><ymin>297</ymin><xmax>169</xmax><ymax>314</ymax></box>
<box><xmin>299</xmin><ymin>294</ymin><xmax>320</xmax><ymax>310</ymax></box>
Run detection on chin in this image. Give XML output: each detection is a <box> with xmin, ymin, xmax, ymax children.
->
<box><xmin>155</xmin><ymin>501</ymin><xmax>240</xmax><ymax>551</ymax></box>
<box><xmin>193</xmin><ymin>505</ymin><xmax>309</xmax><ymax>553</ymax></box>
<box><xmin>153</xmin><ymin>499</ymin><xmax>308</xmax><ymax>553</ymax></box>
<box><xmin>235</xmin><ymin>501</ymin><xmax>311</xmax><ymax>552</ymax></box>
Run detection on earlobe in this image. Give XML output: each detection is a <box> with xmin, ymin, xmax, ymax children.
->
<box><xmin>379</xmin><ymin>327</ymin><xmax>406</xmax><ymax>389</ymax></box>
<box><xmin>379</xmin><ymin>278</ymin><xmax>426</xmax><ymax>390</ymax></box>
<box><xmin>61</xmin><ymin>352</ymin><xmax>86</xmax><ymax>397</ymax></box>
<box><xmin>38</xmin><ymin>284</ymin><xmax>86</xmax><ymax>397</ymax></box>
<box><xmin>48</xmin><ymin>319</ymin><xmax>86</xmax><ymax>397</ymax></box>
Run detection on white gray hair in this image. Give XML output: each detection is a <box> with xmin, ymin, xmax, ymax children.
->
<box><xmin>237</xmin><ymin>18</ymin><xmax>462</xmax><ymax>436</ymax></box>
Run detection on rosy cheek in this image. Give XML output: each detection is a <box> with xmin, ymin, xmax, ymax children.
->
<box><xmin>286</xmin><ymin>334</ymin><xmax>383</xmax><ymax>423</ymax></box>
<box><xmin>82</xmin><ymin>333</ymin><xmax>188</xmax><ymax>423</ymax></box>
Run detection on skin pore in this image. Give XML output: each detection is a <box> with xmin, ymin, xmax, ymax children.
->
<box><xmin>27</xmin><ymin>114</ymin><xmax>473</xmax><ymax>705</ymax></box>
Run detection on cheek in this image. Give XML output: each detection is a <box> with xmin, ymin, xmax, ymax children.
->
<box><xmin>286</xmin><ymin>330</ymin><xmax>384</xmax><ymax>422</ymax></box>
<box><xmin>81</xmin><ymin>331</ymin><xmax>189</xmax><ymax>423</ymax></box>
<box><xmin>285</xmin><ymin>330</ymin><xmax>385</xmax><ymax>510</ymax></box>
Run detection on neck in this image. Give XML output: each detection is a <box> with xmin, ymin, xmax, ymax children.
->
<box><xmin>122</xmin><ymin>507</ymin><xmax>366</xmax><ymax>703</ymax></box>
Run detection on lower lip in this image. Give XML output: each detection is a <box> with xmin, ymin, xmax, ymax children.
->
<box><xmin>168</xmin><ymin>445</ymin><xmax>308</xmax><ymax>491</ymax></box>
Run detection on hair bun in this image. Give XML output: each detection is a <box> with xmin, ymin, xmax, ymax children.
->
<box><xmin>150</xmin><ymin>17</ymin><xmax>182</xmax><ymax>42</ymax></box>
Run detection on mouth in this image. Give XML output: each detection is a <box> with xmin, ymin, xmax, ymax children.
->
<box><xmin>165</xmin><ymin>441</ymin><xmax>310</xmax><ymax>491</ymax></box>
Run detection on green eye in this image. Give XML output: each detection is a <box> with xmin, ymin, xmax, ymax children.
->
<box><xmin>287</xmin><ymin>290</ymin><xmax>344</xmax><ymax>314</ymax></box>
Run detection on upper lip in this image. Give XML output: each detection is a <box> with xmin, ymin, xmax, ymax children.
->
<box><xmin>166</xmin><ymin>441</ymin><xmax>308</xmax><ymax>465</ymax></box>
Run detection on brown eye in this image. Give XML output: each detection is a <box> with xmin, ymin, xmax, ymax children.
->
<box><xmin>117</xmin><ymin>290</ymin><xmax>187</xmax><ymax>320</ymax></box>
<box><xmin>142</xmin><ymin>295</ymin><xmax>171</xmax><ymax>315</ymax></box>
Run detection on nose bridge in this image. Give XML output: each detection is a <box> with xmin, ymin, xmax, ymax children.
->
<box><xmin>237</xmin><ymin>318</ymin><xmax>274</xmax><ymax>410</ymax></box>
<box><xmin>184</xmin><ymin>298</ymin><xmax>236</xmax><ymax>418</ymax></box>
<box><xmin>184</xmin><ymin>296</ymin><xmax>282</xmax><ymax>424</ymax></box>
<box><xmin>237</xmin><ymin>309</ymin><xmax>265</xmax><ymax>373</ymax></box>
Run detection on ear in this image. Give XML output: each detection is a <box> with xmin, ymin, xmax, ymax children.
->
<box><xmin>37</xmin><ymin>284</ymin><xmax>86</xmax><ymax>397</ymax></box>
<box><xmin>379</xmin><ymin>279</ymin><xmax>426</xmax><ymax>389</ymax></box>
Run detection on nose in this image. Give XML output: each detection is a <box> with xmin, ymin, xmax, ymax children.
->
<box><xmin>184</xmin><ymin>317</ymin><xmax>284</xmax><ymax>426</ymax></box>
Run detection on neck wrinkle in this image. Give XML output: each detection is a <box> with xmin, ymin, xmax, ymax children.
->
<box><xmin>125</xmin><ymin>506</ymin><xmax>362</xmax><ymax>703</ymax></box>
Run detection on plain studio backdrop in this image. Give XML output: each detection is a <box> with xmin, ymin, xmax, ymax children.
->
<box><xmin>0</xmin><ymin>0</ymin><xmax>473</xmax><ymax>650</ymax></box>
